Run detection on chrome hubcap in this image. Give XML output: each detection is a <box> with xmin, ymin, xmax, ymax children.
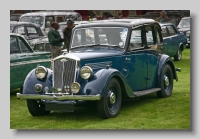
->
<box><xmin>164</xmin><ymin>75</ymin><xmax>169</xmax><ymax>87</ymax></box>
<box><xmin>109</xmin><ymin>91</ymin><xmax>116</xmax><ymax>105</ymax></box>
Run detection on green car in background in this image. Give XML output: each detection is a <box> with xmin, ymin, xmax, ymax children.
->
<box><xmin>10</xmin><ymin>33</ymin><xmax>51</xmax><ymax>90</ymax></box>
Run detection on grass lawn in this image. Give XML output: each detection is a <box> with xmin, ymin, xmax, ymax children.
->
<box><xmin>10</xmin><ymin>48</ymin><xmax>190</xmax><ymax>129</ymax></box>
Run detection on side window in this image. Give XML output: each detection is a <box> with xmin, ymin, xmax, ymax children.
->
<box><xmin>154</xmin><ymin>25</ymin><xmax>162</xmax><ymax>45</ymax></box>
<box><xmin>27</xmin><ymin>27</ymin><xmax>38</xmax><ymax>35</ymax></box>
<box><xmin>145</xmin><ymin>25</ymin><xmax>155</xmax><ymax>45</ymax></box>
<box><xmin>128</xmin><ymin>27</ymin><xmax>142</xmax><ymax>51</ymax></box>
<box><xmin>45</xmin><ymin>16</ymin><xmax>54</xmax><ymax>28</ymax></box>
<box><xmin>167</xmin><ymin>25</ymin><xmax>176</xmax><ymax>36</ymax></box>
<box><xmin>161</xmin><ymin>26</ymin><xmax>169</xmax><ymax>37</ymax></box>
<box><xmin>55</xmin><ymin>16</ymin><xmax>64</xmax><ymax>23</ymax></box>
<box><xmin>18</xmin><ymin>38</ymin><xmax>31</xmax><ymax>53</ymax></box>
<box><xmin>14</xmin><ymin>26</ymin><xmax>25</xmax><ymax>35</ymax></box>
<box><xmin>10</xmin><ymin>36</ymin><xmax>20</xmax><ymax>54</ymax></box>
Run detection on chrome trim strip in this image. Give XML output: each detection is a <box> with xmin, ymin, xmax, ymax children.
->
<box><xmin>10</xmin><ymin>59</ymin><xmax>51</xmax><ymax>67</ymax></box>
<box><xmin>17</xmin><ymin>93</ymin><xmax>101</xmax><ymax>101</ymax></box>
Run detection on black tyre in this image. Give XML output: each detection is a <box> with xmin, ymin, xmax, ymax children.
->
<box><xmin>97</xmin><ymin>78</ymin><xmax>122</xmax><ymax>119</ymax></box>
<box><xmin>157</xmin><ymin>64</ymin><xmax>173</xmax><ymax>98</ymax></box>
<box><xmin>174</xmin><ymin>48</ymin><xmax>182</xmax><ymax>61</ymax></box>
<box><xmin>26</xmin><ymin>100</ymin><xmax>51</xmax><ymax>116</ymax></box>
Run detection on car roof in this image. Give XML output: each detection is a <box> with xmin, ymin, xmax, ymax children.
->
<box><xmin>86</xmin><ymin>18</ymin><xmax>156</xmax><ymax>26</ymax></box>
<box><xmin>159</xmin><ymin>22</ymin><xmax>174</xmax><ymax>27</ymax></box>
<box><xmin>58</xmin><ymin>21</ymin><xmax>88</xmax><ymax>25</ymax></box>
<box><xmin>20</xmin><ymin>11</ymin><xmax>80</xmax><ymax>17</ymax></box>
<box><xmin>10</xmin><ymin>21</ymin><xmax>40</xmax><ymax>27</ymax></box>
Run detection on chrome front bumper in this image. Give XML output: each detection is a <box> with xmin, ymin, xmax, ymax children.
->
<box><xmin>16</xmin><ymin>93</ymin><xmax>101</xmax><ymax>101</ymax></box>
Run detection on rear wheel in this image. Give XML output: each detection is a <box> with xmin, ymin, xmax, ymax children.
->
<box><xmin>26</xmin><ymin>100</ymin><xmax>51</xmax><ymax>116</ymax></box>
<box><xmin>156</xmin><ymin>64</ymin><xmax>173</xmax><ymax>98</ymax></box>
<box><xmin>97</xmin><ymin>78</ymin><xmax>122</xmax><ymax>119</ymax></box>
<box><xmin>174</xmin><ymin>48</ymin><xmax>182</xmax><ymax>61</ymax></box>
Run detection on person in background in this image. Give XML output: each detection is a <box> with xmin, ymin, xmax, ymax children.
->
<box><xmin>48</xmin><ymin>22</ymin><xmax>64</xmax><ymax>68</ymax></box>
<box><xmin>63</xmin><ymin>18</ymin><xmax>75</xmax><ymax>52</ymax></box>
<box><xmin>155</xmin><ymin>10</ymin><xmax>170</xmax><ymax>23</ymax></box>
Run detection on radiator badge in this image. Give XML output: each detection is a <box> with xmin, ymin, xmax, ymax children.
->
<box><xmin>60</xmin><ymin>59</ymin><xmax>68</xmax><ymax>62</ymax></box>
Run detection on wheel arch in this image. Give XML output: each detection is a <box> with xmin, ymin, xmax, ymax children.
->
<box><xmin>156</xmin><ymin>54</ymin><xmax>178</xmax><ymax>88</ymax></box>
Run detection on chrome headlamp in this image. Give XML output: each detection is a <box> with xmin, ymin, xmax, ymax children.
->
<box><xmin>35</xmin><ymin>66</ymin><xmax>47</xmax><ymax>80</ymax></box>
<box><xmin>80</xmin><ymin>66</ymin><xmax>93</xmax><ymax>80</ymax></box>
<box><xmin>71</xmin><ymin>82</ymin><xmax>81</xmax><ymax>94</ymax></box>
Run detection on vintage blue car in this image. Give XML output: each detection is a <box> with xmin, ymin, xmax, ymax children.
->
<box><xmin>17</xmin><ymin>19</ymin><xmax>180</xmax><ymax>119</ymax></box>
<box><xmin>160</xmin><ymin>23</ymin><xmax>187</xmax><ymax>61</ymax></box>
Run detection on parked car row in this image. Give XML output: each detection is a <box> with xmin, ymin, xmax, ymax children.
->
<box><xmin>10</xmin><ymin>33</ymin><xmax>51</xmax><ymax>90</ymax></box>
<box><xmin>16</xmin><ymin>19</ymin><xmax>182</xmax><ymax>119</ymax></box>
<box><xmin>19</xmin><ymin>11</ymin><xmax>82</xmax><ymax>36</ymax></box>
<box><xmin>177</xmin><ymin>17</ymin><xmax>190</xmax><ymax>47</ymax></box>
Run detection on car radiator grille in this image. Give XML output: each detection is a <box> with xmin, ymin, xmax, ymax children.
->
<box><xmin>53</xmin><ymin>59</ymin><xmax>77</xmax><ymax>93</ymax></box>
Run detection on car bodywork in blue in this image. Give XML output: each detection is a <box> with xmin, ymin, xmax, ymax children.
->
<box><xmin>160</xmin><ymin>22</ymin><xmax>187</xmax><ymax>61</ymax></box>
<box><xmin>17</xmin><ymin>19</ymin><xmax>181</xmax><ymax>119</ymax></box>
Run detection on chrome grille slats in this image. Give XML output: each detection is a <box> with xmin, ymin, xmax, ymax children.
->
<box><xmin>53</xmin><ymin>58</ymin><xmax>77</xmax><ymax>93</ymax></box>
<box><xmin>53</xmin><ymin>60</ymin><xmax>63</xmax><ymax>91</ymax></box>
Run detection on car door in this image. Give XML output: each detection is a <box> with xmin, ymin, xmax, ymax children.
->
<box><xmin>122</xmin><ymin>26</ymin><xmax>147</xmax><ymax>91</ymax></box>
<box><xmin>10</xmin><ymin>35</ymin><xmax>33</xmax><ymax>89</ymax></box>
<box><xmin>166</xmin><ymin>25</ymin><xmax>179</xmax><ymax>56</ymax></box>
<box><xmin>10</xmin><ymin>35</ymin><xmax>49</xmax><ymax>90</ymax></box>
<box><xmin>145</xmin><ymin>24</ymin><xmax>161</xmax><ymax>89</ymax></box>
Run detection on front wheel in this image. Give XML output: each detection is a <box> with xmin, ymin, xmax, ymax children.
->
<box><xmin>26</xmin><ymin>100</ymin><xmax>51</xmax><ymax>116</ymax></box>
<box><xmin>174</xmin><ymin>48</ymin><xmax>182</xmax><ymax>61</ymax></box>
<box><xmin>97</xmin><ymin>78</ymin><xmax>122</xmax><ymax>119</ymax></box>
<box><xmin>156</xmin><ymin>64</ymin><xmax>173</xmax><ymax>98</ymax></box>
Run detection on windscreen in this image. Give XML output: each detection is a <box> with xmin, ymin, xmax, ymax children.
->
<box><xmin>20</xmin><ymin>16</ymin><xmax>44</xmax><ymax>27</ymax></box>
<box><xmin>71</xmin><ymin>27</ymin><xmax>128</xmax><ymax>48</ymax></box>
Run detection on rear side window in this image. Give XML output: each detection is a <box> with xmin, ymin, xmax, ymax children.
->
<box><xmin>145</xmin><ymin>25</ymin><xmax>155</xmax><ymax>45</ymax></box>
<box><xmin>14</xmin><ymin>26</ymin><xmax>25</xmax><ymax>35</ymax></box>
<box><xmin>10</xmin><ymin>36</ymin><xmax>20</xmax><ymax>54</ymax></box>
<box><xmin>27</xmin><ymin>27</ymin><xmax>39</xmax><ymax>36</ymax></box>
<box><xmin>161</xmin><ymin>26</ymin><xmax>169</xmax><ymax>37</ymax></box>
<box><xmin>167</xmin><ymin>25</ymin><xmax>176</xmax><ymax>36</ymax></box>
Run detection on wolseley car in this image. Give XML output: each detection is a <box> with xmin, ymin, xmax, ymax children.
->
<box><xmin>17</xmin><ymin>19</ymin><xmax>181</xmax><ymax>119</ymax></box>
<box><xmin>177</xmin><ymin>17</ymin><xmax>190</xmax><ymax>47</ymax></box>
<box><xmin>10</xmin><ymin>21</ymin><xmax>46</xmax><ymax>48</ymax></box>
<box><xmin>160</xmin><ymin>23</ymin><xmax>187</xmax><ymax>61</ymax></box>
<box><xmin>10</xmin><ymin>33</ymin><xmax>51</xmax><ymax>90</ymax></box>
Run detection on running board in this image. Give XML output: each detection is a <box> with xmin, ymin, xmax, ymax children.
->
<box><xmin>134</xmin><ymin>88</ymin><xmax>161</xmax><ymax>97</ymax></box>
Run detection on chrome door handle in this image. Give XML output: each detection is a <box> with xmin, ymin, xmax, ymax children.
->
<box><xmin>125</xmin><ymin>58</ymin><xmax>131</xmax><ymax>61</ymax></box>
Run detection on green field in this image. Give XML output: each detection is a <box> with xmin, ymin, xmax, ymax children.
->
<box><xmin>10</xmin><ymin>48</ymin><xmax>190</xmax><ymax>129</ymax></box>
